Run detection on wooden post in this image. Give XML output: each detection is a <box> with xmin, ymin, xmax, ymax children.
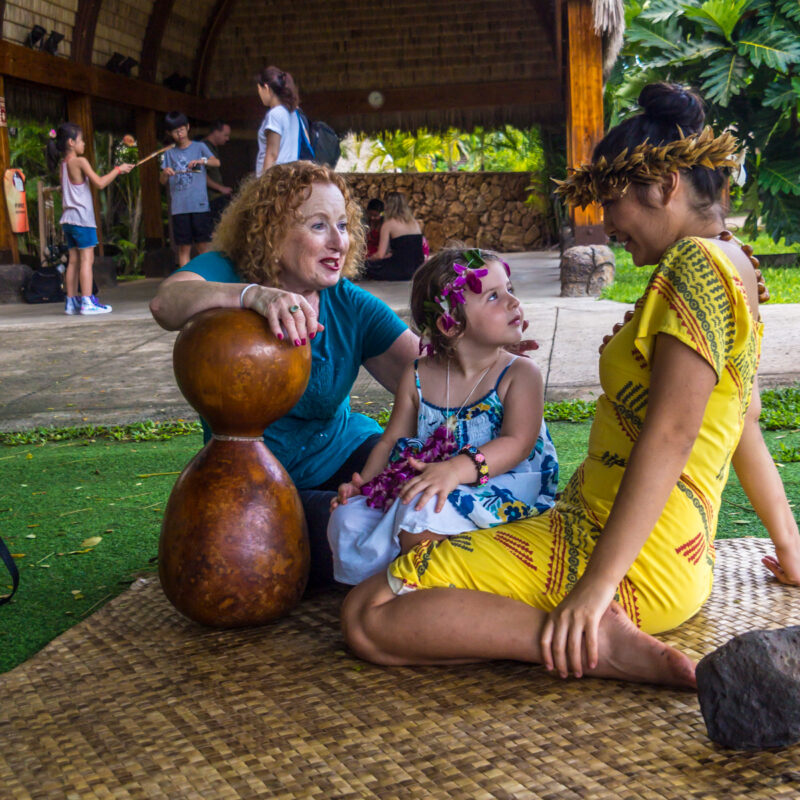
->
<box><xmin>566</xmin><ymin>0</ymin><xmax>605</xmax><ymax>244</ymax></box>
<box><xmin>135</xmin><ymin>108</ymin><xmax>164</xmax><ymax>249</ymax></box>
<box><xmin>66</xmin><ymin>93</ymin><xmax>104</xmax><ymax>255</ymax></box>
<box><xmin>0</xmin><ymin>76</ymin><xmax>19</xmax><ymax>263</ymax></box>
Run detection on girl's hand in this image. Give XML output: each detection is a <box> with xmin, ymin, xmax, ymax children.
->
<box><xmin>330</xmin><ymin>473</ymin><xmax>365</xmax><ymax>511</ymax></box>
<box><xmin>763</xmin><ymin>536</ymin><xmax>800</xmax><ymax>586</ymax></box>
<box><xmin>241</xmin><ymin>284</ymin><xmax>325</xmax><ymax>345</ymax></box>
<box><xmin>117</xmin><ymin>163</ymin><xmax>134</xmax><ymax>175</ymax></box>
<box><xmin>161</xmin><ymin>167</ymin><xmax>175</xmax><ymax>177</ymax></box>
<box><xmin>400</xmin><ymin>458</ymin><xmax>460</xmax><ymax>512</ymax></box>
<box><xmin>540</xmin><ymin>577</ymin><xmax>617</xmax><ymax>679</ymax></box>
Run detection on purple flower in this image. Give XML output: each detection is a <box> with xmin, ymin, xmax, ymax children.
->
<box><xmin>465</xmin><ymin>268</ymin><xmax>488</xmax><ymax>294</ymax></box>
<box><xmin>452</xmin><ymin>262</ymin><xmax>467</xmax><ymax>274</ymax></box>
<box><xmin>502</xmin><ymin>261</ymin><xmax>511</xmax><ymax>276</ymax></box>
<box><xmin>440</xmin><ymin>313</ymin><xmax>457</xmax><ymax>331</ymax></box>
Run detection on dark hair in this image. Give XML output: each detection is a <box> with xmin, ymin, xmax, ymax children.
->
<box><xmin>46</xmin><ymin>122</ymin><xmax>82</xmax><ymax>173</ymax></box>
<box><xmin>366</xmin><ymin>198</ymin><xmax>384</xmax><ymax>212</ymax></box>
<box><xmin>208</xmin><ymin>119</ymin><xmax>228</xmax><ymax>132</ymax></box>
<box><xmin>410</xmin><ymin>243</ymin><xmax>504</xmax><ymax>360</ymax></box>
<box><xmin>257</xmin><ymin>66</ymin><xmax>299</xmax><ymax>111</ymax></box>
<box><xmin>164</xmin><ymin>110</ymin><xmax>189</xmax><ymax>132</ymax></box>
<box><xmin>593</xmin><ymin>82</ymin><xmax>727</xmax><ymax>214</ymax></box>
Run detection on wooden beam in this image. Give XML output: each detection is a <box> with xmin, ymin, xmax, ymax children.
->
<box><xmin>0</xmin><ymin>76</ymin><xmax>19</xmax><ymax>262</ymax></box>
<box><xmin>66</xmin><ymin>93</ymin><xmax>104</xmax><ymax>255</ymax></box>
<box><xmin>139</xmin><ymin>0</ymin><xmax>176</xmax><ymax>84</ymax></box>
<box><xmin>135</xmin><ymin>108</ymin><xmax>164</xmax><ymax>248</ymax></box>
<box><xmin>0</xmin><ymin>41</ymin><xmax>217</xmax><ymax>119</ymax></box>
<box><xmin>566</xmin><ymin>0</ymin><xmax>604</xmax><ymax>241</ymax></box>
<box><xmin>193</xmin><ymin>0</ymin><xmax>236</xmax><ymax>98</ymax></box>
<box><xmin>72</xmin><ymin>0</ymin><xmax>102</xmax><ymax>64</ymax></box>
<box><xmin>215</xmin><ymin>79</ymin><xmax>564</xmax><ymax>126</ymax></box>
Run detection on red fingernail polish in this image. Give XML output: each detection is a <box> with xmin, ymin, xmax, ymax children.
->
<box><xmin>301</xmin><ymin>338</ymin><xmax>306</xmax><ymax>345</ymax></box>
<box><xmin>310</xmin><ymin>332</ymin><xmax>316</xmax><ymax>339</ymax></box>
<box><xmin>277</xmin><ymin>333</ymin><xmax>283</xmax><ymax>340</ymax></box>
<box><xmin>294</xmin><ymin>339</ymin><xmax>301</xmax><ymax>346</ymax></box>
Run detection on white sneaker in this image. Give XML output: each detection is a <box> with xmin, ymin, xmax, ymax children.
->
<box><xmin>64</xmin><ymin>296</ymin><xmax>80</xmax><ymax>315</ymax></box>
<box><xmin>80</xmin><ymin>295</ymin><xmax>112</xmax><ymax>315</ymax></box>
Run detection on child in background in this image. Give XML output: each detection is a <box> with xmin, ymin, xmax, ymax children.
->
<box><xmin>46</xmin><ymin>123</ymin><xmax>133</xmax><ymax>315</ymax></box>
<box><xmin>328</xmin><ymin>246</ymin><xmax>559</xmax><ymax>585</ymax></box>
<box><xmin>160</xmin><ymin>111</ymin><xmax>220</xmax><ymax>268</ymax></box>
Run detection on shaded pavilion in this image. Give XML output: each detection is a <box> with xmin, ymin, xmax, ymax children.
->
<box><xmin>0</xmin><ymin>0</ymin><xmax>619</xmax><ymax>265</ymax></box>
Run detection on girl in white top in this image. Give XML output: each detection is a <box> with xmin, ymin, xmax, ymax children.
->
<box><xmin>327</xmin><ymin>246</ymin><xmax>558</xmax><ymax>584</ymax></box>
<box><xmin>256</xmin><ymin>66</ymin><xmax>301</xmax><ymax>175</ymax></box>
<box><xmin>46</xmin><ymin>123</ymin><xmax>133</xmax><ymax>315</ymax></box>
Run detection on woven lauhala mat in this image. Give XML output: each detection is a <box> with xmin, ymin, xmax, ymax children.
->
<box><xmin>3</xmin><ymin>537</ymin><xmax>800</xmax><ymax>800</ymax></box>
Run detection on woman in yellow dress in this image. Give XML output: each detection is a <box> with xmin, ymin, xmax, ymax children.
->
<box><xmin>340</xmin><ymin>83</ymin><xmax>800</xmax><ymax>687</ymax></box>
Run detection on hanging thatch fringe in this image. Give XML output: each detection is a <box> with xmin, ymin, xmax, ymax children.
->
<box><xmin>592</xmin><ymin>0</ymin><xmax>625</xmax><ymax>80</ymax></box>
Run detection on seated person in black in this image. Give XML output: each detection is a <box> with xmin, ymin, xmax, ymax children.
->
<box><xmin>364</xmin><ymin>191</ymin><xmax>424</xmax><ymax>281</ymax></box>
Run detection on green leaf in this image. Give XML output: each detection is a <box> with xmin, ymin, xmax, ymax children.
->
<box><xmin>639</xmin><ymin>0</ymin><xmax>689</xmax><ymax>24</ymax></box>
<box><xmin>761</xmin><ymin>191</ymin><xmax>800</xmax><ymax>245</ymax></box>
<box><xmin>699</xmin><ymin>51</ymin><xmax>748</xmax><ymax>105</ymax></box>
<box><xmin>762</xmin><ymin>78</ymin><xmax>800</xmax><ymax>109</ymax></box>
<box><xmin>758</xmin><ymin>160</ymin><xmax>800</xmax><ymax>196</ymax></box>
<box><xmin>625</xmin><ymin>17</ymin><xmax>686</xmax><ymax>57</ymax></box>
<box><xmin>737</xmin><ymin>29</ymin><xmax>800</xmax><ymax>71</ymax></box>
<box><xmin>684</xmin><ymin>0</ymin><xmax>751</xmax><ymax>42</ymax></box>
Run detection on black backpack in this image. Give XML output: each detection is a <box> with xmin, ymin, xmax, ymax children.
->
<box><xmin>297</xmin><ymin>110</ymin><xmax>341</xmax><ymax>168</ymax></box>
<box><xmin>24</xmin><ymin>267</ymin><xmax>65</xmax><ymax>304</ymax></box>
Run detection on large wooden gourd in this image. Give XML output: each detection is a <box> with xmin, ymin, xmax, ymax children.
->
<box><xmin>159</xmin><ymin>308</ymin><xmax>311</xmax><ymax>627</ymax></box>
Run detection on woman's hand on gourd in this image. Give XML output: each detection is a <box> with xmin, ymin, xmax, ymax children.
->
<box><xmin>241</xmin><ymin>285</ymin><xmax>324</xmax><ymax>346</ymax></box>
<box><xmin>400</xmin><ymin>458</ymin><xmax>460</xmax><ymax>512</ymax></box>
<box><xmin>330</xmin><ymin>473</ymin><xmax>365</xmax><ymax>511</ymax></box>
<box><xmin>539</xmin><ymin>576</ymin><xmax>617</xmax><ymax>679</ymax></box>
<box><xmin>763</xmin><ymin>537</ymin><xmax>800</xmax><ymax>586</ymax></box>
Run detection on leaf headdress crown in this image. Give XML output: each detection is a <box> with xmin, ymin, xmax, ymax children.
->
<box><xmin>552</xmin><ymin>126</ymin><xmax>742</xmax><ymax>209</ymax></box>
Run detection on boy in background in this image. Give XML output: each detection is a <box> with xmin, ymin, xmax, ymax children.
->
<box><xmin>160</xmin><ymin>111</ymin><xmax>220</xmax><ymax>268</ymax></box>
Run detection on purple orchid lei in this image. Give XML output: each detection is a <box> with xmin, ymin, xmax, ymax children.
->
<box><xmin>361</xmin><ymin>424</ymin><xmax>457</xmax><ymax>510</ymax></box>
<box><xmin>417</xmin><ymin>249</ymin><xmax>511</xmax><ymax>358</ymax></box>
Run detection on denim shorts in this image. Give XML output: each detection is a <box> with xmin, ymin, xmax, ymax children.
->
<box><xmin>62</xmin><ymin>224</ymin><xmax>98</xmax><ymax>250</ymax></box>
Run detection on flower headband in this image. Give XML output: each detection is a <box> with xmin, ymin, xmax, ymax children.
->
<box><xmin>552</xmin><ymin>126</ymin><xmax>742</xmax><ymax>209</ymax></box>
<box><xmin>418</xmin><ymin>249</ymin><xmax>511</xmax><ymax>356</ymax></box>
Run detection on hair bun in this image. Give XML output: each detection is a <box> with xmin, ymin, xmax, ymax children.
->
<box><xmin>638</xmin><ymin>82</ymin><xmax>705</xmax><ymax>133</ymax></box>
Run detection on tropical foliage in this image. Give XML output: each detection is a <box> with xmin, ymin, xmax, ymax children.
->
<box><xmin>607</xmin><ymin>0</ymin><xmax>800</xmax><ymax>243</ymax></box>
<box><xmin>359</xmin><ymin>125</ymin><xmax>546</xmax><ymax>174</ymax></box>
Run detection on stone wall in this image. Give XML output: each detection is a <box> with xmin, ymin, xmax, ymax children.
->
<box><xmin>345</xmin><ymin>172</ymin><xmax>547</xmax><ymax>253</ymax></box>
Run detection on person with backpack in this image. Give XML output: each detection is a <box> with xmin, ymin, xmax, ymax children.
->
<box><xmin>46</xmin><ymin>123</ymin><xmax>133</xmax><ymax>315</ymax></box>
<box><xmin>256</xmin><ymin>66</ymin><xmax>302</xmax><ymax>175</ymax></box>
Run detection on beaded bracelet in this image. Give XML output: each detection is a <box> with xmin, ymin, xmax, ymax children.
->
<box><xmin>460</xmin><ymin>444</ymin><xmax>489</xmax><ymax>486</ymax></box>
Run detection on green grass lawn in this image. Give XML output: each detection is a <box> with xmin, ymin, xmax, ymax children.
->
<box><xmin>1</xmin><ymin>403</ymin><xmax>797</xmax><ymax>674</ymax></box>
<box><xmin>602</xmin><ymin>233</ymin><xmax>800</xmax><ymax>304</ymax></box>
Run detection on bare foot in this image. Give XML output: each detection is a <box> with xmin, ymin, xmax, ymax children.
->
<box><xmin>586</xmin><ymin>603</ymin><xmax>697</xmax><ymax>688</ymax></box>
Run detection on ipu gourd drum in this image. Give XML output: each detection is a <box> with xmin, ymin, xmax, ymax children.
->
<box><xmin>159</xmin><ymin>308</ymin><xmax>311</xmax><ymax>627</ymax></box>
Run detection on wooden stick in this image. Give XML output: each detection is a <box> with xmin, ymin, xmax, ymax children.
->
<box><xmin>134</xmin><ymin>144</ymin><xmax>174</xmax><ymax>168</ymax></box>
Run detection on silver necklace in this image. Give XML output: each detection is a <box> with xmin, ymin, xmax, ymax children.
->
<box><xmin>445</xmin><ymin>360</ymin><xmax>495</xmax><ymax>432</ymax></box>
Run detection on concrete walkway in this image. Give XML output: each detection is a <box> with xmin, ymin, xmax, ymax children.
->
<box><xmin>0</xmin><ymin>251</ymin><xmax>798</xmax><ymax>431</ymax></box>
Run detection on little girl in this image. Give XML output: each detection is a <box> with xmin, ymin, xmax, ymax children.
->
<box><xmin>46</xmin><ymin>123</ymin><xmax>133</xmax><ymax>315</ymax></box>
<box><xmin>328</xmin><ymin>246</ymin><xmax>559</xmax><ymax>585</ymax></box>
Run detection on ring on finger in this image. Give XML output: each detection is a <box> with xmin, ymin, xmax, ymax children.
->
<box><xmin>288</xmin><ymin>304</ymin><xmax>301</xmax><ymax>313</ymax></box>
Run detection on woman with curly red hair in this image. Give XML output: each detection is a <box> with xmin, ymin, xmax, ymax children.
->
<box><xmin>150</xmin><ymin>162</ymin><xmax>419</xmax><ymax>585</ymax></box>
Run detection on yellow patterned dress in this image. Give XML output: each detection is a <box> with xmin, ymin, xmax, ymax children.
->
<box><xmin>388</xmin><ymin>237</ymin><xmax>763</xmax><ymax>634</ymax></box>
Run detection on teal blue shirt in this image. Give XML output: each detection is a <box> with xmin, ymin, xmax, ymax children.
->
<box><xmin>179</xmin><ymin>252</ymin><xmax>407</xmax><ymax>488</ymax></box>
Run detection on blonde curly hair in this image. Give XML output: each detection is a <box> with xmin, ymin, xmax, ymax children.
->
<box><xmin>211</xmin><ymin>162</ymin><xmax>365</xmax><ymax>285</ymax></box>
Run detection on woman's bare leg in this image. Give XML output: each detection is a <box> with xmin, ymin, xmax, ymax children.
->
<box><xmin>78</xmin><ymin>247</ymin><xmax>94</xmax><ymax>298</ymax></box>
<box><xmin>65</xmin><ymin>248</ymin><xmax>79</xmax><ymax>297</ymax></box>
<box><xmin>341</xmin><ymin>573</ymin><xmax>696</xmax><ymax>687</ymax></box>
